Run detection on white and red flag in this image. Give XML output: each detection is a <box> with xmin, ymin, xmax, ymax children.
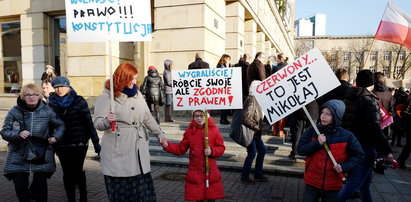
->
<box><xmin>375</xmin><ymin>1</ymin><xmax>411</xmax><ymax>50</ymax></box>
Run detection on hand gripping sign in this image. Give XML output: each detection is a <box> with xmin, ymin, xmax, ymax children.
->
<box><xmin>252</xmin><ymin>47</ymin><xmax>346</xmax><ymax>182</ymax></box>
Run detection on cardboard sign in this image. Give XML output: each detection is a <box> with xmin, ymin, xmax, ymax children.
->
<box><xmin>252</xmin><ymin>47</ymin><xmax>340</xmax><ymax>125</ymax></box>
<box><xmin>65</xmin><ymin>0</ymin><xmax>152</xmax><ymax>42</ymax></box>
<box><xmin>172</xmin><ymin>68</ymin><xmax>243</xmax><ymax>110</ymax></box>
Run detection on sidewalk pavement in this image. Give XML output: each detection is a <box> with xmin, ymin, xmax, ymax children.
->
<box><xmin>0</xmin><ymin>149</ymin><xmax>410</xmax><ymax>202</ymax></box>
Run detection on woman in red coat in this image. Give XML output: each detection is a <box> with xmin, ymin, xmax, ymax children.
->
<box><xmin>163</xmin><ymin>109</ymin><xmax>225</xmax><ymax>201</ymax></box>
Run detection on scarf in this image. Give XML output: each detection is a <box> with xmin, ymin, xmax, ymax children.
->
<box><xmin>123</xmin><ymin>84</ymin><xmax>137</xmax><ymax>97</ymax></box>
<box><xmin>49</xmin><ymin>87</ymin><xmax>77</xmax><ymax>109</ymax></box>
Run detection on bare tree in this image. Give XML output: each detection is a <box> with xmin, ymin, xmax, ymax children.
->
<box><xmin>348</xmin><ymin>37</ymin><xmax>374</xmax><ymax>70</ymax></box>
<box><xmin>387</xmin><ymin>43</ymin><xmax>411</xmax><ymax>80</ymax></box>
<box><xmin>294</xmin><ymin>38</ymin><xmax>313</xmax><ymax>57</ymax></box>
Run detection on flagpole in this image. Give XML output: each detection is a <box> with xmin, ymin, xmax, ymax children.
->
<box><xmin>362</xmin><ymin>38</ymin><xmax>377</xmax><ymax>70</ymax></box>
<box><xmin>109</xmin><ymin>39</ymin><xmax>116</xmax><ymax>133</ymax></box>
<box><xmin>204</xmin><ymin>108</ymin><xmax>209</xmax><ymax>189</ymax></box>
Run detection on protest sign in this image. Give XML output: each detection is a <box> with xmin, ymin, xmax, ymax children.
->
<box><xmin>172</xmin><ymin>68</ymin><xmax>242</xmax><ymax>110</ymax></box>
<box><xmin>65</xmin><ymin>0</ymin><xmax>152</xmax><ymax>42</ymax></box>
<box><xmin>251</xmin><ymin>47</ymin><xmax>340</xmax><ymax>125</ymax></box>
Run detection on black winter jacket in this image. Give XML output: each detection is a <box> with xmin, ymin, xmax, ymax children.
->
<box><xmin>49</xmin><ymin>92</ymin><xmax>99</xmax><ymax>146</ymax></box>
<box><xmin>140</xmin><ymin>69</ymin><xmax>164</xmax><ymax>105</ymax></box>
<box><xmin>342</xmin><ymin>87</ymin><xmax>391</xmax><ymax>155</ymax></box>
<box><xmin>188</xmin><ymin>58</ymin><xmax>210</xmax><ymax>69</ymax></box>
<box><xmin>372</xmin><ymin>82</ymin><xmax>394</xmax><ymax>113</ymax></box>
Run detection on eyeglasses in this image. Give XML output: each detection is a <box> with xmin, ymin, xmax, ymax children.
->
<box><xmin>194</xmin><ymin>115</ymin><xmax>205</xmax><ymax>119</ymax></box>
<box><xmin>24</xmin><ymin>94</ymin><xmax>40</xmax><ymax>98</ymax></box>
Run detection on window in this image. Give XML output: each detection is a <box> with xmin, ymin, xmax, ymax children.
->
<box><xmin>383</xmin><ymin>67</ymin><xmax>389</xmax><ymax>76</ymax></box>
<box><xmin>370</xmin><ymin>52</ymin><xmax>377</xmax><ymax>61</ymax></box>
<box><xmin>395</xmin><ymin>66</ymin><xmax>402</xmax><ymax>75</ymax></box>
<box><xmin>369</xmin><ymin>66</ymin><xmax>376</xmax><ymax>73</ymax></box>
<box><xmin>384</xmin><ymin>52</ymin><xmax>391</xmax><ymax>60</ymax></box>
<box><xmin>356</xmin><ymin>53</ymin><xmax>363</xmax><ymax>62</ymax></box>
<box><xmin>52</xmin><ymin>17</ymin><xmax>67</xmax><ymax>76</ymax></box>
<box><xmin>343</xmin><ymin>53</ymin><xmax>350</xmax><ymax>61</ymax></box>
<box><xmin>1</xmin><ymin>21</ymin><xmax>22</xmax><ymax>93</ymax></box>
<box><xmin>399</xmin><ymin>52</ymin><xmax>405</xmax><ymax>60</ymax></box>
<box><xmin>355</xmin><ymin>66</ymin><xmax>360</xmax><ymax>74</ymax></box>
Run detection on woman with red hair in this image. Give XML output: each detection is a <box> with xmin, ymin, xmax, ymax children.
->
<box><xmin>93</xmin><ymin>62</ymin><xmax>167</xmax><ymax>201</ymax></box>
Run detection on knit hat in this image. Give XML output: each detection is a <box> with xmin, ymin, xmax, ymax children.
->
<box><xmin>356</xmin><ymin>70</ymin><xmax>375</xmax><ymax>87</ymax></box>
<box><xmin>149</xmin><ymin>66</ymin><xmax>156</xmax><ymax>70</ymax></box>
<box><xmin>45</xmin><ymin>65</ymin><xmax>54</xmax><ymax>70</ymax></box>
<box><xmin>51</xmin><ymin>76</ymin><xmax>70</xmax><ymax>88</ymax></box>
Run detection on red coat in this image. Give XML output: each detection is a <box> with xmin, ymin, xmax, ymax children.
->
<box><xmin>164</xmin><ymin>117</ymin><xmax>225</xmax><ymax>201</ymax></box>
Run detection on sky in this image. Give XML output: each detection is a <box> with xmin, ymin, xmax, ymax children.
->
<box><xmin>295</xmin><ymin>0</ymin><xmax>411</xmax><ymax>36</ymax></box>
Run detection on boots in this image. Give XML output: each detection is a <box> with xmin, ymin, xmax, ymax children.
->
<box><xmin>78</xmin><ymin>171</ymin><xmax>88</xmax><ymax>202</ymax></box>
<box><xmin>153</xmin><ymin>105</ymin><xmax>160</xmax><ymax>124</ymax></box>
<box><xmin>165</xmin><ymin>106</ymin><xmax>174</xmax><ymax>122</ymax></box>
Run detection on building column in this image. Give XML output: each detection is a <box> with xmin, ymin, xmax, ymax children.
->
<box><xmin>152</xmin><ymin>1</ymin><xmax>226</xmax><ymax>71</ymax></box>
<box><xmin>225</xmin><ymin>2</ymin><xmax>245</xmax><ymax>63</ymax></box>
<box><xmin>265</xmin><ymin>41</ymin><xmax>274</xmax><ymax>57</ymax></box>
<box><xmin>244</xmin><ymin>20</ymin><xmax>257</xmax><ymax>60</ymax></box>
<box><xmin>20</xmin><ymin>13</ymin><xmax>47</xmax><ymax>85</ymax></box>
<box><xmin>256</xmin><ymin>32</ymin><xmax>265</xmax><ymax>54</ymax></box>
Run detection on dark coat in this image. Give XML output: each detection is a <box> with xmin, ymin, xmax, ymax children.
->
<box><xmin>246</xmin><ymin>59</ymin><xmax>266</xmax><ymax>88</ymax></box>
<box><xmin>272</xmin><ymin>62</ymin><xmax>287</xmax><ymax>73</ymax></box>
<box><xmin>298</xmin><ymin>100</ymin><xmax>364</xmax><ymax>190</ymax></box>
<box><xmin>372</xmin><ymin>82</ymin><xmax>394</xmax><ymax>113</ymax></box>
<box><xmin>238</xmin><ymin>60</ymin><xmax>250</xmax><ymax>99</ymax></box>
<box><xmin>140</xmin><ymin>69</ymin><xmax>165</xmax><ymax>105</ymax></box>
<box><xmin>49</xmin><ymin>90</ymin><xmax>99</xmax><ymax>146</ymax></box>
<box><xmin>320</xmin><ymin>80</ymin><xmax>352</xmax><ymax>106</ymax></box>
<box><xmin>188</xmin><ymin>58</ymin><xmax>210</xmax><ymax>69</ymax></box>
<box><xmin>163</xmin><ymin>64</ymin><xmax>172</xmax><ymax>95</ymax></box>
<box><xmin>164</xmin><ymin>117</ymin><xmax>225</xmax><ymax>201</ymax></box>
<box><xmin>1</xmin><ymin>98</ymin><xmax>65</xmax><ymax>176</ymax></box>
<box><xmin>343</xmin><ymin>87</ymin><xmax>392</xmax><ymax>155</ymax></box>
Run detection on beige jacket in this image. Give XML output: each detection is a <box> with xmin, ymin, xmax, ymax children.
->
<box><xmin>94</xmin><ymin>89</ymin><xmax>165</xmax><ymax>177</ymax></box>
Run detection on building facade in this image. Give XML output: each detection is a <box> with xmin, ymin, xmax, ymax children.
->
<box><xmin>294</xmin><ymin>13</ymin><xmax>326</xmax><ymax>37</ymax></box>
<box><xmin>295</xmin><ymin>35</ymin><xmax>411</xmax><ymax>88</ymax></box>
<box><xmin>0</xmin><ymin>0</ymin><xmax>296</xmax><ymax>108</ymax></box>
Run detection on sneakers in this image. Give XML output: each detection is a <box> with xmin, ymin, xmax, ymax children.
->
<box><xmin>241</xmin><ymin>179</ymin><xmax>256</xmax><ymax>184</ymax></box>
<box><xmin>254</xmin><ymin>175</ymin><xmax>269</xmax><ymax>182</ymax></box>
<box><xmin>288</xmin><ymin>153</ymin><xmax>296</xmax><ymax>161</ymax></box>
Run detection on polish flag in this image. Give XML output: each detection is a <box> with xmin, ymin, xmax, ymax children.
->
<box><xmin>375</xmin><ymin>1</ymin><xmax>411</xmax><ymax>50</ymax></box>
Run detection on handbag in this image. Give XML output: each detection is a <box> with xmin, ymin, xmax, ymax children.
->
<box><xmin>229</xmin><ymin>109</ymin><xmax>254</xmax><ymax>147</ymax></box>
<box><xmin>19</xmin><ymin>109</ymin><xmax>49</xmax><ymax>164</ymax></box>
<box><xmin>24</xmin><ymin>137</ymin><xmax>48</xmax><ymax>163</ymax></box>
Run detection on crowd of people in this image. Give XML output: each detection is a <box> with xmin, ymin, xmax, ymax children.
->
<box><xmin>0</xmin><ymin>52</ymin><xmax>410</xmax><ymax>202</ymax></box>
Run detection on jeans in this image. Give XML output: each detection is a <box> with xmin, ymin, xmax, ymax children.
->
<box><xmin>303</xmin><ymin>184</ymin><xmax>338</xmax><ymax>202</ymax></box>
<box><xmin>337</xmin><ymin>147</ymin><xmax>375</xmax><ymax>202</ymax></box>
<box><xmin>241</xmin><ymin>138</ymin><xmax>266</xmax><ymax>180</ymax></box>
<box><xmin>13</xmin><ymin>172</ymin><xmax>48</xmax><ymax>202</ymax></box>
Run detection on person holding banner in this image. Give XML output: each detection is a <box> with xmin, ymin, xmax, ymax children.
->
<box><xmin>162</xmin><ymin>109</ymin><xmax>225</xmax><ymax>201</ymax></box>
<box><xmin>298</xmin><ymin>99</ymin><xmax>364</xmax><ymax>202</ymax></box>
<box><xmin>217</xmin><ymin>54</ymin><xmax>232</xmax><ymax>125</ymax></box>
<box><xmin>93</xmin><ymin>62</ymin><xmax>166</xmax><ymax>202</ymax></box>
<box><xmin>241</xmin><ymin>81</ymin><xmax>268</xmax><ymax>184</ymax></box>
<box><xmin>338</xmin><ymin>70</ymin><xmax>393</xmax><ymax>202</ymax></box>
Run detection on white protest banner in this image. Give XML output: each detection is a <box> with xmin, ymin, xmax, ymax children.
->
<box><xmin>172</xmin><ymin>68</ymin><xmax>243</xmax><ymax>110</ymax></box>
<box><xmin>65</xmin><ymin>0</ymin><xmax>152</xmax><ymax>42</ymax></box>
<box><xmin>252</xmin><ymin>47</ymin><xmax>340</xmax><ymax>125</ymax></box>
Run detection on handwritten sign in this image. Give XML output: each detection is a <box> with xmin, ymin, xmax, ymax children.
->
<box><xmin>172</xmin><ymin>68</ymin><xmax>242</xmax><ymax>110</ymax></box>
<box><xmin>65</xmin><ymin>0</ymin><xmax>152</xmax><ymax>42</ymax></box>
<box><xmin>252</xmin><ymin>47</ymin><xmax>340</xmax><ymax>125</ymax></box>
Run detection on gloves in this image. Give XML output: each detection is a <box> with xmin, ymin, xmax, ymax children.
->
<box><xmin>93</xmin><ymin>142</ymin><xmax>101</xmax><ymax>155</ymax></box>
